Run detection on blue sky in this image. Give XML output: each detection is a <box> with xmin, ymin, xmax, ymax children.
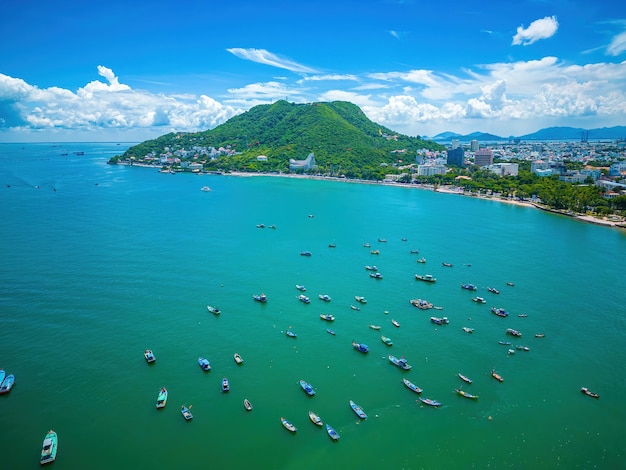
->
<box><xmin>1</xmin><ymin>0</ymin><xmax>625</xmax><ymax>142</ymax></box>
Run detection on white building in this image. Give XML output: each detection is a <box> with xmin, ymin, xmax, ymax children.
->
<box><xmin>417</xmin><ymin>164</ymin><xmax>447</xmax><ymax>176</ymax></box>
<box><xmin>486</xmin><ymin>163</ymin><xmax>519</xmax><ymax>177</ymax></box>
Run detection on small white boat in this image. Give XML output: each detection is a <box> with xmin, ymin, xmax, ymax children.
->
<box><xmin>200</xmin><ymin>186</ymin><xmax>211</xmax><ymax>192</ymax></box>
<box><xmin>281</xmin><ymin>417</ymin><xmax>297</xmax><ymax>432</ymax></box>
<box><xmin>244</xmin><ymin>399</ymin><xmax>253</xmax><ymax>411</ymax></box>
<box><xmin>234</xmin><ymin>353</ymin><xmax>244</xmax><ymax>364</ymax></box>
<box><xmin>308</xmin><ymin>410</ymin><xmax>323</xmax><ymax>426</ymax></box>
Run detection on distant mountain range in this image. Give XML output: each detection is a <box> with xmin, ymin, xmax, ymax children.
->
<box><xmin>430</xmin><ymin>126</ymin><xmax>626</xmax><ymax>142</ymax></box>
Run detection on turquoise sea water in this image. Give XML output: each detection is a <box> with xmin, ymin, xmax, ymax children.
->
<box><xmin>0</xmin><ymin>143</ymin><xmax>625</xmax><ymax>469</ymax></box>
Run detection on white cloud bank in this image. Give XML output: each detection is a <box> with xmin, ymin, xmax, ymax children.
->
<box><xmin>512</xmin><ymin>16</ymin><xmax>559</xmax><ymax>46</ymax></box>
<box><xmin>227</xmin><ymin>48</ymin><xmax>320</xmax><ymax>73</ymax></box>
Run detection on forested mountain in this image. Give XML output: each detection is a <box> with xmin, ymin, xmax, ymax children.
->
<box><xmin>113</xmin><ymin>100</ymin><xmax>444</xmax><ymax>178</ymax></box>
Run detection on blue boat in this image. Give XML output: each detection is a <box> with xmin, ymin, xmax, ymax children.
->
<box><xmin>461</xmin><ymin>283</ymin><xmax>478</xmax><ymax>291</ymax></box>
<box><xmin>253</xmin><ymin>293</ymin><xmax>267</xmax><ymax>303</ymax></box>
<box><xmin>402</xmin><ymin>378</ymin><xmax>422</xmax><ymax>394</ymax></box>
<box><xmin>349</xmin><ymin>400</ymin><xmax>367</xmax><ymax>419</ymax></box>
<box><xmin>144</xmin><ymin>349</ymin><xmax>156</xmax><ymax>363</ymax></box>
<box><xmin>286</xmin><ymin>329</ymin><xmax>297</xmax><ymax>338</ymax></box>
<box><xmin>389</xmin><ymin>355</ymin><xmax>412</xmax><ymax>370</ymax></box>
<box><xmin>352</xmin><ymin>341</ymin><xmax>369</xmax><ymax>353</ymax></box>
<box><xmin>298</xmin><ymin>294</ymin><xmax>310</xmax><ymax>303</ymax></box>
<box><xmin>156</xmin><ymin>387</ymin><xmax>167</xmax><ymax>408</ymax></box>
<box><xmin>181</xmin><ymin>405</ymin><xmax>193</xmax><ymax>420</ymax></box>
<box><xmin>222</xmin><ymin>377</ymin><xmax>230</xmax><ymax>392</ymax></box>
<box><xmin>299</xmin><ymin>379</ymin><xmax>316</xmax><ymax>396</ymax></box>
<box><xmin>198</xmin><ymin>357</ymin><xmax>211</xmax><ymax>371</ymax></box>
<box><xmin>418</xmin><ymin>397</ymin><xmax>442</xmax><ymax>407</ymax></box>
<box><xmin>326</xmin><ymin>424</ymin><xmax>340</xmax><ymax>441</ymax></box>
<box><xmin>0</xmin><ymin>373</ymin><xmax>14</xmax><ymax>394</ymax></box>
<box><xmin>326</xmin><ymin>328</ymin><xmax>336</xmax><ymax>335</ymax></box>
<box><xmin>491</xmin><ymin>307</ymin><xmax>509</xmax><ymax>317</ymax></box>
<box><xmin>0</xmin><ymin>370</ymin><xmax>4</xmax><ymax>385</ymax></box>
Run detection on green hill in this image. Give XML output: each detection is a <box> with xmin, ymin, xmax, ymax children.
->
<box><xmin>112</xmin><ymin>100</ymin><xmax>444</xmax><ymax>179</ymax></box>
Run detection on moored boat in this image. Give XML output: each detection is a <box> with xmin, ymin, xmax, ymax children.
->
<box><xmin>234</xmin><ymin>353</ymin><xmax>244</xmax><ymax>364</ymax></box>
<box><xmin>461</xmin><ymin>283</ymin><xmax>477</xmax><ymax>291</ymax></box>
<box><xmin>381</xmin><ymin>335</ymin><xmax>393</xmax><ymax>346</ymax></box>
<box><xmin>181</xmin><ymin>405</ymin><xmax>193</xmax><ymax>420</ymax></box>
<box><xmin>286</xmin><ymin>329</ymin><xmax>297</xmax><ymax>338</ymax></box>
<box><xmin>355</xmin><ymin>296</ymin><xmax>367</xmax><ymax>304</ymax></box>
<box><xmin>458</xmin><ymin>373</ymin><xmax>472</xmax><ymax>384</ymax></box>
<box><xmin>418</xmin><ymin>397</ymin><xmax>442</xmax><ymax>407</ymax></box>
<box><xmin>415</xmin><ymin>274</ymin><xmax>436</xmax><ymax>282</ymax></box>
<box><xmin>487</xmin><ymin>287</ymin><xmax>500</xmax><ymax>294</ymax></box>
<box><xmin>144</xmin><ymin>349</ymin><xmax>156</xmax><ymax>363</ymax></box>
<box><xmin>350</xmin><ymin>305</ymin><xmax>361</xmax><ymax>311</ymax></box>
<box><xmin>472</xmin><ymin>296</ymin><xmax>486</xmax><ymax>304</ymax></box>
<box><xmin>410</xmin><ymin>298</ymin><xmax>433</xmax><ymax>309</ymax></box>
<box><xmin>253</xmin><ymin>293</ymin><xmax>267</xmax><ymax>303</ymax></box>
<box><xmin>352</xmin><ymin>341</ymin><xmax>369</xmax><ymax>353</ymax></box>
<box><xmin>320</xmin><ymin>313</ymin><xmax>335</xmax><ymax>321</ymax></box>
<box><xmin>368</xmin><ymin>324</ymin><xmax>381</xmax><ymax>330</ymax></box>
<box><xmin>40</xmin><ymin>430</ymin><xmax>58</xmax><ymax>465</ymax></box>
<box><xmin>364</xmin><ymin>265</ymin><xmax>378</xmax><ymax>271</ymax></box>
<box><xmin>515</xmin><ymin>345</ymin><xmax>530</xmax><ymax>351</ymax></box>
<box><xmin>198</xmin><ymin>357</ymin><xmax>211</xmax><ymax>371</ymax></box>
<box><xmin>491</xmin><ymin>369</ymin><xmax>504</xmax><ymax>382</ymax></box>
<box><xmin>298</xmin><ymin>294</ymin><xmax>310</xmax><ymax>303</ymax></box>
<box><xmin>455</xmin><ymin>389</ymin><xmax>478</xmax><ymax>399</ymax></box>
<box><xmin>244</xmin><ymin>399</ymin><xmax>253</xmax><ymax>410</ymax></box>
<box><xmin>326</xmin><ymin>328</ymin><xmax>336</xmax><ymax>335</ymax></box>
<box><xmin>318</xmin><ymin>294</ymin><xmax>332</xmax><ymax>302</ymax></box>
<box><xmin>581</xmin><ymin>387</ymin><xmax>599</xmax><ymax>398</ymax></box>
<box><xmin>200</xmin><ymin>186</ymin><xmax>211</xmax><ymax>192</ymax></box>
<box><xmin>156</xmin><ymin>387</ymin><xmax>168</xmax><ymax>408</ymax></box>
<box><xmin>389</xmin><ymin>355</ymin><xmax>412</xmax><ymax>370</ymax></box>
<box><xmin>349</xmin><ymin>400</ymin><xmax>367</xmax><ymax>419</ymax></box>
<box><xmin>308</xmin><ymin>410</ymin><xmax>323</xmax><ymax>426</ymax></box>
<box><xmin>370</xmin><ymin>249</ymin><xmax>380</xmax><ymax>255</ymax></box>
<box><xmin>0</xmin><ymin>373</ymin><xmax>15</xmax><ymax>394</ymax></box>
<box><xmin>369</xmin><ymin>272</ymin><xmax>383</xmax><ymax>279</ymax></box>
<box><xmin>281</xmin><ymin>417</ymin><xmax>297</xmax><ymax>432</ymax></box>
<box><xmin>221</xmin><ymin>377</ymin><xmax>230</xmax><ymax>392</ymax></box>
<box><xmin>299</xmin><ymin>379</ymin><xmax>316</xmax><ymax>396</ymax></box>
<box><xmin>535</xmin><ymin>333</ymin><xmax>545</xmax><ymax>338</ymax></box>
<box><xmin>326</xmin><ymin>423</ymin><xmax>340</xmax><ymax>441</ymax></box>
<box><xmin>491</xmin><ymin>307</ymin><xmax>509</xmax><ymax>317</ymax></box>
<box><xmin>207</xmin><ymin>305</ymin><xmax>221</xmax><ymax>315</ymax></box>
<box><xmin>300</xmin><ymin>251</ymin><xmax>312</xmax><ymax>256</ymax></box>
<box><xmin>430</xmin><ymin>316</ymin><xmax>449</xmax><ymax>325</ymax></box>
<box><xmin>416</xmin><ymin>257</ymin><xmax>426</xmax><ymax>263</ymax></box>
<box><xmin>506</xmin><ymin>282</ymin><xmax>515</xmax><ymax>286</ymax></box>
<box><xmin>296</xmin><ymin>284</ymin><xmax>306</xmax><ymax>291</ymax></box>
<box><xmin>391</xmin><ymin>319</ymin><xmax>400</xmax><ymax>327</ymax></box>
<box><xmin>442</xmin><ymin>262</ymin><xmax>453</xmax><ymax>267</ymax></box>
<box><xmin>498</xmin><ymin>340</ymin><xmax>512</xmax><ymax>345</ymax></box>
<box><xmin>402</xmin><ymin>378</ymin><xmax>423</xmax><ymax>394</ymax></box>
<box><xmin>462</xmin><ymin>327</ymin><xmax>474</xmax><ymax>333</ymax></box>
<box><xmin>506</xmin><ymin>328</ymin><xmax>522</xmax><ymax>337</ymax></box>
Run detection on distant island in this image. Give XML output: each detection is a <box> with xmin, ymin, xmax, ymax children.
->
<box><xmin>108</xmin><ymin>100</ymin><xmax>626</xmax><ymax>227</ymax></box>
<box><xmin>429</xmin><ymin>126</ymin><xmax>626</xmax><ymax>142</ymax></box>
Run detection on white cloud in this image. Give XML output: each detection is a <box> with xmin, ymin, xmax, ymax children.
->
<box><xmin>298</xmin><ymin>74</ymin><xmax>358</xmax><ymax>82</ymax></box>
<box><xmin>607</xmin><ymin>31</ymin><xmax>626</xmax><ymax>56</ymax></box>
<box><xmin>512</xmin><ymin>16</ymin><xmax>559</xmax><ymax>46</ymax></box>
<box><xmin>226</xmin><ymin>48</ymin><xmax>319</xmax><ymax>73</ymax></box>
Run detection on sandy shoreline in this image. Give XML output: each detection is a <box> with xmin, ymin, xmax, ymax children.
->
<box><xmin>121</xmin><ymin>163</ymin><xmax>626</xmax><ymax>229</ymax></box>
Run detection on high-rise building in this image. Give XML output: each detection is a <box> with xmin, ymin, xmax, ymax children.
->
<box><xmin>470</xmin><ymin>140</ymin><xmax>479</xmax><ymax>152</ymax></box>
<box><xmin>474</xmin><ymin>149</ymin><xmax>493</xmax><ymax>167</ymax></box>
<box><xmin>446</xmin><ymin>147</ymin><xmax>464</xmax><ymax>167</ymax></box>
<box><xmin>451</xmin><ymin>139</ymin><xmax>460</xmax><ymax>150</ymax></box>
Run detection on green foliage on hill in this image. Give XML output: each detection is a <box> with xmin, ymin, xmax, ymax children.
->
<box><xmin>112</xmin><ymin>100</ymin><xmax>444</xmax><ymax>179</ymax></box>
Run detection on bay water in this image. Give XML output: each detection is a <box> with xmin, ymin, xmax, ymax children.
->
<box><xmin>0</xmin><ymin>143</ymin><xmax>624</xmax><ymax>469</ymax></box>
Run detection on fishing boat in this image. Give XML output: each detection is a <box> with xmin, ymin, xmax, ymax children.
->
<box><xmin>244</xmin><ymin>399</ymin><xmax>253</xmax><ymax>411</ymax></box>
<box><xmin>156</xmin><ymin>387</ymin><xmax>168</xmax><ymax>408</ymax></box>
<box><xmin>410</xmin><ymin>249</ymin><xmax>420</xmax><ymax>254</ymax></box>
<box><xmin>498</xmin><ymin>340</ymin><xmax>512</xmax><ymax>345</ymax></box>
<box><xmin>281</xmin><ymin>417</ymin><xmax>297</xmax><ymax>432</ymax></box>
<box><xmin>461</xmin><ymin>283</ymin><xmax>478</xmax><ymax>291</ymax></box>
<box><xmin>430</xmin><ymin>316</ymin><xmax>449</xmax><ymax>325</ymax></box>
<box><xmin>181</xmin><ymin>405</ymin><xmax>193</xmax><ymax>420</ymax></box>
<box><xmin>418</xmin><ymin>397</ymin><xmax>442</xmax><ymax>407</ymax></box>
<box><xmin>491</xmin><ymin>369</ymin><xmax>504</xmax><ymax>382</ymax></box>
<box><xmin>296</xmin><ymin>284</ymin><xmax>306</xmax><ymax>291</ymax></box>
<box><xmin>462</xmin><ymin>327</ymin><xmax>474</xmax><ymax>333</ymax></box>
<box><xmin>198</xmin><ymin>357</ymin><xmax>211</xmax><ymax>371</ymax></box>
<box><xmin>369</xmin><ymin>272</ymin><xmax>383</xmax><ymax>279</ymax></box>
<box><xmin>200</xmin><ymin>186</ymin><xmax>211</xmax><ymax>192</ymax></box>
<box><xmin>581</xmin><ymin>387</ymin><xmax>599</xmax><ymax>399</ymax></box>
<box><xmin>349</xmin><ymin>400</ymin><xmax>367</xmax><ymax>419</ymax></box>
<box><xmin>472</xmin><ymin>296</ymin><xmax>487</xmax><ymax>304</ymax></box>
<box><xmin>487</xmin><ymin>287</ymin><xmax>500</xmax><ymax>294</ymax></box>
<box><xmin>415</xmin><ymin>274</ymin><xmax>436</xmax><ymax>282</ymax></box>
<box><xmin>391</xmin><ymin>319</ymin><xmax>400</xmax><ymax>327</ymax></box>
<box><xmin>326</xmin><ymin>328</ymin><xmax>336</xmax><ymax>335</ymax></box>
<box><xmin>352</xmin><ymin>341</ymin><xmax>369</xmax><ymax>353</ymax></box>
<box><xmin>234</xmin><ymin>353</ymin><xmax>244</xmax><ymax>364</ymax></box>
<box><xmin>326</xmin><ymin>424</ymin><xmax>340</xmax><ymax>441</ymax></box>
<box><xmin>416</xmin><ymin>257</ymin><xmax>426</xmax><ymax>263</ymax></box>
<box><xmin>350</xmin><ymin>305</ymin><xmax>361</xmax><ymax>311</ymax></box>
<box><xmin>402</xmin><ymin>378</ymin><xmax>423</xmax><ymax>394</ymax></box>
<box><xmin>144</xmin><ymin>349</ymin><xmax>156</xmax><ymax>363</ymax></box>
<box><xmin>286</xmin><ymin>329</ymin><xmax>297</xmax><ymax>338</ymax></box>
<box><xmin>458</xmin><ymin>373</ymin><xmax>472</xmax><ymax>384</ymax></box>
<box><xmin>300</xmin><ymin>251</ymin><xmax>312</xmax><ymax>256</ymax></box>
<box><xmin>370</xmin><ymin>249</ymin><xmax>380</xmax><ymax>255</ymax></box>
<box><xmin>207</xmin><ymin>305</ymin><xmax>220</xmax><ymax>315</ymax></box>
<box><xmin>256</xmin><ymin>224</ymin><xmax>265</xmax><ymax>228</ymax></box>
<box><xmin>491</xmin><ymin>307</ymin><xmax>509</xmax><ymax>317</ymax></box>
<box><xmin>318</xmin><ymin>294</ymin><xmax>331</xmax><ymax>302</ymax></box>
<box><xmin>389</xmin><ymin>355</ymin><xmax>412</xmax><ymax>370</ymax></box>
<box><xmin>355</xmin><ymin>296</ymin><xmax>367</xmax><ymax>304</ymax></box>
<box><xmin>455</xmin><ymin>389</ymin><xmax>479</xmax><ymax>399</ymax></box>
<box><xmin>253</xmin><ymin>293</ymin><xmax>267</xmax><ymax>303</ymax></box>
<box><xmin>320</xmin><ymin>314</ymin><xmax>335</xmax><ymax>321</ymax></box>
<box><xmin>368</xmin><ymin>324</ymin><xmax>381</xmax><ymax>330</ymax></box>
<box><xmin>221</xmin><ymin>377</ymin><xmax>230</xmax><ymax>392</ymax></box>
<box><xmin>515</xmin><ymin>345</ymin><xmax>530</xmax><ymax>351</ymax></box>
<box><xmin>0</xmin><ymin>370</ymin><xmax>4</xmax><ymax>385</ymax></box>
<box><xmin>364</xmin><ymin>265</ymin><xmax>378</xmax><ymax>271</ymax></box>
<box><xmin>518</xmin><ymin>313</ymin><xmax>528</xmax><ymax>318</ymax></box>
<box><xmin>410</xmin><ymin>298</ymin><xmax>433</xmax><ymax>309</ymax></box>
<box><xmin>506</xmin><ymin>328</ymin><xmax>522</xmax><ymax>337</ymax></box>
<box><xmin>298</xmin><ymin>294</ymin><xmax>310</xmax><ymax>304</ymax></box>
<box><xmin>0</xmin><ymin>373</ymin><xmax>14</xmax><ymax>394</ymax></box>
<box><xmin>535</xmin><ymin>333</ymin><xmax>545</xmax><ymax>338</ymax></box>
<box><xmin>381</xmin><ymin>335</ymin><xmax>393</xmax><ymax>346</ymax></box>
<box><xmin>442</xmin><ymin>262</ymin><xmax>453</xmax><ymax>267</ymax></box>
<box><xmin>308</xmin><ymin>410</ymin><xmax>323</xmax><ymax>426</ymax></box>
<box><xmin>299</xmin><ymin>379</ymin><xmax>316</xmax><ymax>396</ymax></box>
<box><xmin>506</xmin><ymin>282</ymin><xmax>515</xmax><ymax>286</ymax></box>
<box><xmin>40</xmin><ymin>430</ymin><xmax>58</xmax><ymax>465</ymax></box>
<box><xmin>328</xmin><ymin>243</ymin><xmax>336</xmax><ymax>248</ymax></box>
<box><xmin>363</xmin><ymin>243</ymin><xmax>371</xmax><ymax>248</ymax></box>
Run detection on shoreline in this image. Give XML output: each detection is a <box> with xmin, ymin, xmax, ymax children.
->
<box><xmin>119</xmin><ymin>163</ymin><xmax>626</xmax><ymax>230</ymax></box>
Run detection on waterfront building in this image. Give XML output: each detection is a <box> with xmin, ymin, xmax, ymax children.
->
<box><xmin>487</xmin><ymin>163</ymin><xmax>519</xmax><ymax>177</ymax></box>
<box><xmin>417</xmin><ymin>164</ymin><xmax>447</xmax><ymax>176</ymax></box>
<box><xmin>289</xmin><ymin>152</ymin><xmax>317</xmax><ymax>171</ymax></box>
<box><xmin>474</xmin><ymin>149</ymin><xmax>493</xmax><ymax>167</ymax></box>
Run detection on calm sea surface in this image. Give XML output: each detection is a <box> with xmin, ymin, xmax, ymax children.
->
<box><xmin>0</xmin><ymin>143</ymin><xmax>625</xmax><ymax>469</ymax></box>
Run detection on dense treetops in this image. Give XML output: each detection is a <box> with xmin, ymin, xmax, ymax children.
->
<box><xmin>112</xmin><ymin>100</ymin><xmax>445</xmax><ymax>178</ymax></box>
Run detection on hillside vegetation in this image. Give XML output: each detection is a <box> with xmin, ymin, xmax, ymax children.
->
<box><xmin>113</xmin><ymin>100</ymin><xmax>444</xmax><ymax>179</ymax></box>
